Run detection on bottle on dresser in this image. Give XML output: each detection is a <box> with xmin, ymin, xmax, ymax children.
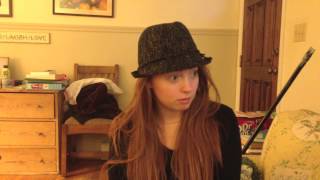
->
<box><xmin>0</xmin><ymin>65</ymin><xmax>11</xmax><ymax>88</ymax></box>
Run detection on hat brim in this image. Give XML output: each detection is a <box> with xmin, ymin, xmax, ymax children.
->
<box><xmin>132</xmin><ymin>54</ymin><xmax>212</xmax><ymax>78</ymax></box>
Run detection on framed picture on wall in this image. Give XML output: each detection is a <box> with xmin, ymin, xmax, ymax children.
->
<box><xmin>0</xmin><ymin>0</ymin><xmax>13</xmax><ymax>17</ymax></box>
<box><xmin>53</xmin><ymin>0</ymin><xmax>114</xmax><ymax>18</ymax></box>
<box><xmin>0</xmin><ymin>57</ymin><xmax>9</xmax><ymax>67</ymax></box>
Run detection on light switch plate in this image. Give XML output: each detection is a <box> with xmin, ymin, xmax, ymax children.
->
<box><xmin>294</xmin><ymin>23</ymin><xmax>307</xmax><ymax>42</ymax></box>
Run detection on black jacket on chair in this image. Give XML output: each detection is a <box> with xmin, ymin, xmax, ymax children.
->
<box><xmin>64</xmin><ymin>82</ymin><xmax>121</xmax><ymax>124</ymax></box>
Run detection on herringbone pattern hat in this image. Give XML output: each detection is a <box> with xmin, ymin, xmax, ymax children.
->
<box><xmin>132</xmin><ymin>21</ymin><xmax>212</xmax><ymax>78</ymax></box>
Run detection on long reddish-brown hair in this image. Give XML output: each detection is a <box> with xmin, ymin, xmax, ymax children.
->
<box><xmin>103</xmin><ymin>66</ymin><xmax>222</xmax><ymax>180</ymax></box>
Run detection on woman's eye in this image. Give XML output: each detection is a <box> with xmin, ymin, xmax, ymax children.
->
<box><xmin>165</xmin><ymin>73</ymin><xmax>180</xmax><ymax>81</ymax></box>
<box><xmin>169</xmin><ymin>75</ymin><xmax>179</xmax><ymax>81</ymax></box>
<box><xmin>191</xmin><ymin>70</ymin><xmax>198</xmax><ymax>77</ymax></box>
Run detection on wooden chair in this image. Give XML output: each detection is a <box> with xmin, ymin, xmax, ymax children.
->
<box><xmin>61</xmin><ymin>63</ymin><xmax>120</xmax><ymax>176</ymax></box>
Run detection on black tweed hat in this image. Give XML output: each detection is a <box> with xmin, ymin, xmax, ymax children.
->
<box><xmin>131</xmin><ymin>21</ymin><xmax>212</xmax><ymax>78</ymax></box>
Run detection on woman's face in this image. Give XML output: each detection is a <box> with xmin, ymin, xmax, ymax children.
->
<box><xmin>150</xmin><ymin>67</ymin><xmax>199</xmax><ymax>114</ymax></box>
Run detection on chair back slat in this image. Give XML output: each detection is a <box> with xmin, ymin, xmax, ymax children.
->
<box><xmin>74</xmin><ymin>63</ymin><xmax>119</xmax><ymax>85</ymax></box>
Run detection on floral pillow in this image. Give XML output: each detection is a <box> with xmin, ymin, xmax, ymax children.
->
<box><xmin>261</xmin><ymin>109</ymin><xmax>320</xmax><ymax>180</ymax></box>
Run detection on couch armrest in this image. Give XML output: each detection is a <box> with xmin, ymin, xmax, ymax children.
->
<box><xmin>261</xmin><ymin>109</ymin><xmax>320</xmax><ymax>179</ymax></box>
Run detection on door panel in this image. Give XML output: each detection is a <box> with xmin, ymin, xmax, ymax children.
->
<box><xmin>240</xmin><ymin>0</ymin><xmax>282</xmax><ymax>112</ymax></box>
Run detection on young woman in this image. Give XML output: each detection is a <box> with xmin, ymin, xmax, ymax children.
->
<box><xmin>104</xmin><ymin>22</ymin><xmax>241</xmax><ymax>180</ymax></box>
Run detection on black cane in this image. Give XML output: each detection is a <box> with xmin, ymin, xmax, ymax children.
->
<box><xmin>242</xmin><ymin>47</ymin><xmax>316</xmax><ymax>154</ymax></box>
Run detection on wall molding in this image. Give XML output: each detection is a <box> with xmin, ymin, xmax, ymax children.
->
<box><xmin>0</xmin><ymin>22</ymin><xmax>238</xmax><ymax>36</ymax></box>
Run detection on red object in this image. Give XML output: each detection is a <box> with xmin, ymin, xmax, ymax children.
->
<box><xmin>237</xmin><ymin>116</ymin><xmax>273</xmax><ymax>136</ymax></box>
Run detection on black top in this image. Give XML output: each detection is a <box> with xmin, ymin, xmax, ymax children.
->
<box><xmin>108</xmin><ymin>104</ymin><xmax>241</xmax><ymax>180</ymax></box>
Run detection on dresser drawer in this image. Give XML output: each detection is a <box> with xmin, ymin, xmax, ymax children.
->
<box><xmin>0</xmin><ymin>93</ymin><xmax>55</xmax><ymax>119</ymax></box>
<box><xmin>0</xmin><ymin>121</ymin><xmax>55</xmax><ymax>146</ymax></box>
<box><xmin>0</xmin><ymin>148</ymin><xmax>56</xmax><ymax>173</ymax></box>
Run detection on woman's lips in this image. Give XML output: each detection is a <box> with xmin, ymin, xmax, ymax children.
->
<box><xmin>177</xmin><ymin>97</ymin><xmax>191</xmax><ymax>104</ymax></box>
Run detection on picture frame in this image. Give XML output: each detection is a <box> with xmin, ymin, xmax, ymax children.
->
<box><xmin>0</xmin><ymin>0</ymin><xmax>13</xmax><ymax>17</ymax></box>
<box><xmin>53</xmin><ymin>0</ymin><xmax>114</xmax><ymax>18</ymax></box>
<box><xmin>0</xmin><ymin>57</ymin><xmax>9</xmax><ymax>68</ymax></box>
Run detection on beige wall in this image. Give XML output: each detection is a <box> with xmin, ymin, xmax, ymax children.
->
<box><xmin>236</xmin><ymin>0</ymin><xmax>320</xmax><ymax>113</ymax></box>
<box><xmin>277</xmin><ymin>0</ymin><xmax>320</xmax><ymax>112</ymax></box>
<box><xmin>0</xmin><ymin>0</ymin><xmax>239</xmax><ymax>29</ymax></box>
<box><xmin>0</xmin><ymin>1</ymin><xmax>239</xmax><ymax>109</ymax></box>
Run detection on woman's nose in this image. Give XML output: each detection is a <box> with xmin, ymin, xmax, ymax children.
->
<box><xmin>181</xmin><ymin>78</ymin><xmax>193</xmax><ymax>92</ymax></box>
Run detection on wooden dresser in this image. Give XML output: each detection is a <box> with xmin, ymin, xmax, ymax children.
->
<box><xmin>0</xmin><ymin>89</ymin><xmax>63</xmax><ymax>174</ymax></box>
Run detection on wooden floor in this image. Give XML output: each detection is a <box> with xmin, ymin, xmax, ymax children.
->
<box><xmin>0</xmin><ymin>171</ymin><xmax>100</xmax><ymax>180</ymax></box>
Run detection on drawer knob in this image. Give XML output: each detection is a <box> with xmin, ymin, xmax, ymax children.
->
<box><xmin>0</xmin><ymin>155</ymin><xmax>2</xmax><ymax>160</ymax></box>
<box><xmin>37</xmin><ymin>105</ymin><xmax>43</xmax><ymax>108</ymax></box>
<box><xmin>38</xmin><ymin>132</ymin><xmax>46</xmax><ymax>137</ymax></box>
<box><xmin>40</xmin><ymin>159</ymin><xmax>45</xmax><ymax>164</ymax></box>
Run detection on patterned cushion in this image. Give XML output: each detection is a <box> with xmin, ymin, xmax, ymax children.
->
<box><xmin>261</xmin><ymin>109</ymin><xmax>320</xmax><ymax>180</ymax></box>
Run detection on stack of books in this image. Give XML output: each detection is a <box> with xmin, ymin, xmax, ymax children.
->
<box><xmin>235</xmin><ymin>111</ymin><xmax>274</xmax><ymax>154</ymax></box>
<box><xmin>25</xmin><ymin>71</ymin><xmax>69</xmax><ymax>90</ymax></box>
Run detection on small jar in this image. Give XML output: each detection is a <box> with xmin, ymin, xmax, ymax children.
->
<box><xmin>1</xmin><ymin>65</ymin><xmax>11</xmax><ymax>88</ymax></box>
<box><xmin>1</xmin><ymin>65</ymin><xmax>10</xmax><ymax>79</ymax></box>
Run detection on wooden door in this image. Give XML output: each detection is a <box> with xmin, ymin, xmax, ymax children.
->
<box><xmin>240</xmin><ymin>0</ymin><xmax>282</xmax><ymax>111</ymax></box>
